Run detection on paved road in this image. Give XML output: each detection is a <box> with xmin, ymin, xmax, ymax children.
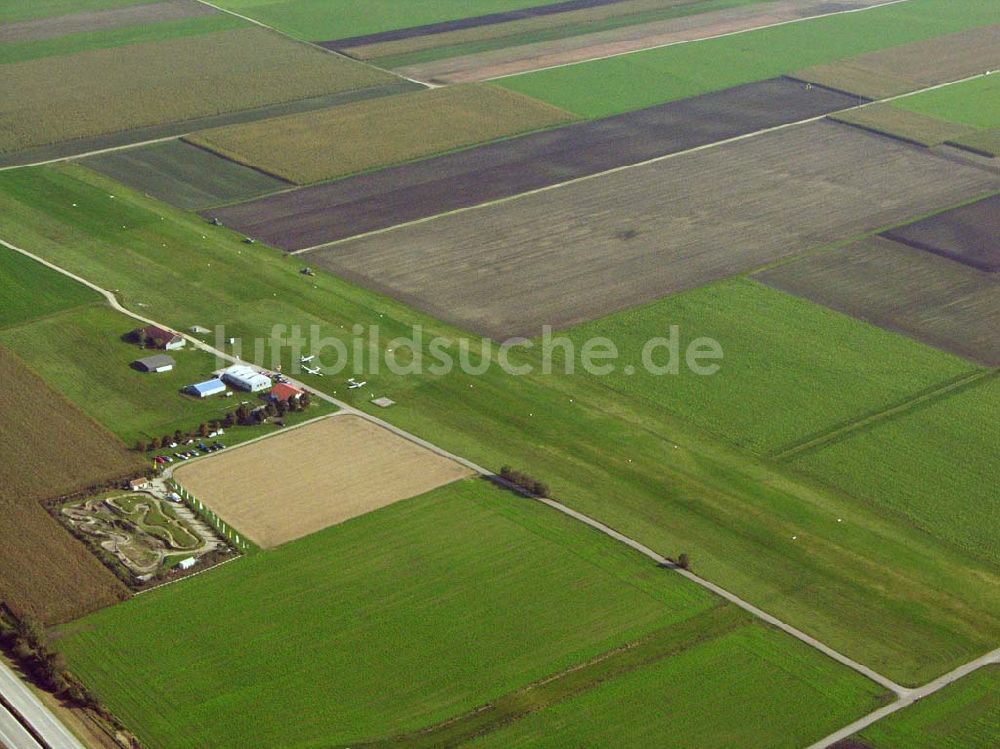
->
<box><xmin>0</xmin><ymin>700</ymin><xmax>43</xmax><ymax>749</ymax></box>
<box><xmin>0</xmin><ymin>661</ymin><xmax>85</xmax><ymax>749</ymax></box>
<box><xmin>807</xmin><ymin>646</ymin><xmax>1000</xmax><ymax>748</ymax></box>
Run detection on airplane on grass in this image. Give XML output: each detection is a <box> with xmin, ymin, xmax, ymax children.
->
<box><xmin>347</xmin><ymin>378</ymin><xmax>367</xmax><ymax>390</ymax></box>
<box><xmin>303</xmin><ymin>365</ymin><xmax>323</xmax><ymax>376</ymax></box>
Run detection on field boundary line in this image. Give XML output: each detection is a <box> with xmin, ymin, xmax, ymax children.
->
<box><xmin>806</xmin><ymin>646</ymin><xmax>1000</xmax><ymax>749</ymax></box>
<box><xmin>133</xmin><ymin>553</ymin><xmax>244</xmax><ymax>596</ymax></box>
<box><xmin>485</xmin><ymin>0</ymin><xmax>916</xmax><ymax>81</ymax></box>
<box><xmin>771</xmin><ymin>368</ymin><xmax>997</xmax><ymax>462</ymax></box>
<box><xmin>0</xmin><ymin>235</ymin><xmax>920</xmax><ymax>701</ymax></box>
<box><xmin>293</xmin><ymin>69</ymin><xmax>995</xmax><ymax>256</ymax></box>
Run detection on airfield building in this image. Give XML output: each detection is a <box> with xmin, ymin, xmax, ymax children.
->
<box><xmin>133</xmin><ymin>354</ymin><xmax>175</xmax><ymax>373</ymax></box>
<box><xmin>187</xmin><ymin>379</ymin><xmax>227</xmax><ymax>398</ymax></box>
<box><xmin>139</xmin><ymin>325</ymin><xmax>186</xmax><ymax>350</ymax></box>
<box><xmin>222</xmin><ymin>365</ymin><xmax>272</xmax><ymax>393</ymax></box>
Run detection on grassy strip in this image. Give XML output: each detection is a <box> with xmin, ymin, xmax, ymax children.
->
<box><xmin>353</xmin><ymin>605</ymin><xmax>750</xmax><ymax>747</ymax></box>
<box><xmin>0</xmin><ymin>245</ymin><xmax>99</xmax><ymax>328</ymax></box>
<box><xmin>830</xmin><ymin>106</ymin><xmax>978</xmax><ymax>147</ymax></box>
<box><xmin>0</xmin><ymin>14</ymin><xmax>243</xmax><ymax>64</ymax></box>
<box><xmin>891</xmin><ymin>73</ymin><xmax>1000</xmax><ymax>130</ymax></box>
<box><xmin>498</xmin><ymin>0</ymin><xmax>1000</xmax><ymax>117</ymax></box>
<box><xmin>0</xmin><ymin>0</ymin><xmax>155</xmax><ymax>24</ymax></box>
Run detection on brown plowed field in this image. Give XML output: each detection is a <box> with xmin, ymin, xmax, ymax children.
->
<box><xmin>395</xmin><ymin>0</ymin><xmax>895</xmax><ymax>84</ymax></box>
<box><xmin>756</xmin><ymin>237</ymin><xmax>1000</xmax><ymax>366</ymax></box>
<box><xmin>0</xmin><ymin>0</ymin><xmax>216</xmax><ymax>44</ymax></box>
<box><xmin>308</xmin><ymin>121</ymin><xmax>1000</xmax><ymax>339</ymax></box>
<box><xmin>795</xmin><ymin>25</ymin><xmax>1000</xmax><ymax>98</ymax></box>
<box><xmin>173</xmin><ymin>416</ymin><xmax>473</xmax><ymax>548</ymax></box>
<box><xmin>209</xmin><ymin>78</ymin><xmax>861</xmax><ymax>249</ymax></box>
<box><xmin>882</xmin><ymin>193</ymin><xmax>1000</xmax><ymax>272</ymax></box>
<box><xmin>0</xmin><ymin>346</ymin><xmax>143</xmax><ymax>624</ymax></box>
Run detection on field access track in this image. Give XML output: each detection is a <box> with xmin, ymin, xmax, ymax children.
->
<box><xmin>208</xmin><ymin>77</ymin><xmax>863</xmax><ymax>250</ymax></box>
<box><xmin>757</xmin><ymin>237</ymin><xmax>1000</xmax><ymax>366</ymax></box>
<box><xmin>883</xmin><ymin>192</ymin><xmax>1000</xmax><ymax>272</ymax></box>
<box><xmin>307</xmin><ymin>121</ymin><xmax>1000</xmax><ymax>339</ymax></box>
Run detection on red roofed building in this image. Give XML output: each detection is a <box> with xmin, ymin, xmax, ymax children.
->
<box><xmin>269</xmin><ymin>383</ymin><xmax>305</xmax><ymax>403</ymax></box>
<box><xmin>133</xmin><ymin>324</ymin><xmax>185</xmax><ymax>350</ymax></box>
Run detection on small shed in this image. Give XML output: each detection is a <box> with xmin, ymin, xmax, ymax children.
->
<box><xmin>134</xmin><ymin>354</ymin><xmax>175</xmax><ymax>373</ymax></box>
<box><xmin>129</xmin><ymin>477</ymin><xmax>152</xmax><ymax>491</ymax></box>
<box><xmin>177</xmin><ymin>557</ymin><xmax>197</xmax><ymax>571</ymax></box>
<box><xmin>186</xmin><ymin>379</ymin><xmax>227</xmax><ymax>398</ymax></box>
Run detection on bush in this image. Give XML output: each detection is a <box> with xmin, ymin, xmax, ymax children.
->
<box><xmin>499</xmin><ymin>467</ymin><xmax>550</xmax><ymax>497</ymax></box>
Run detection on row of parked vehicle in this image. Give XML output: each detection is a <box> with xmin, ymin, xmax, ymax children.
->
<box><xmin>155</xmin><ymin>441</ymin><xmax>227</xmax><ymax>464</ymax></box>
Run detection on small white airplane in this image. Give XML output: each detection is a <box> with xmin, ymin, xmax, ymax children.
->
<box><xmin>303</xmin><ymin>365</ymin><xmax>322</xmax><ymax>376</ymax></box>
<box><xmin>300</xmin><ymin>355</ymin><xmax>315</xmax><ymax>363</ymax></box>
<box><xmin>348</xmin><ymin>380</ymin><xmax>367</xmax><ymax>390</ymax></box>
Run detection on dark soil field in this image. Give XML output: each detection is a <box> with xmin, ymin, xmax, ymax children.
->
<box><xmin>307</xmin><ymin>121</ymin><xmax>1000</xmax><ymax>339</ymax></box>
<box><xmin>82</xmin><ymin>139</ymin><xmax>289</xmax><ymax>210</ymax></box>
<box><xmin>883</xmin><ymin>193</ymin><xmax>1000</xmax><ymax>272</ymax></box>
<box><xmin>795</xmin><ymin>25</ymin><xmax>1000</xmax><ymax>98</ymax></box>
<box><xmin>756</xmin><ymin>237</ymin><xmax>1000</xmax><ymax>366</ymax></box>
<box><xmin>320</xmin><ymin>0</ymin><xmax>629</xmax><ymax>49</ymax></box>
<box><xmin>0</xmin><ymin>0</ymin><xmax>216</xmax><ymax>44</ymax></box>
<box><xmin>0</xmin><ymin>346</ymin><xmax>143</xmax><ymax>624</ymax></box>
<box><xmin>209</xmin><ymin>77</ymin><xmax>862</xmax><ymax>250</ymax></box>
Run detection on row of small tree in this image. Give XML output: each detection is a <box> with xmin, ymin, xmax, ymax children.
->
<box><xmin>134</xmin><ymin>393</ymin><xmax>311</xmax><ymax>451</ymax></box>
<box><xmin>498</xmin><ymin>466</ymin><xmax>550</xmax><ymax>498</ymax></box>
<box><xmin>0</xmin><ymin>613</ymin><xmax>89</xmax><ymax>704</ymax></box>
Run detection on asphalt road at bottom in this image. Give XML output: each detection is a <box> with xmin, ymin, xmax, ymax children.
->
<box><xmin>0</xmin><ymin>661</ymin><xmax>84</xmax><ymax>749</ymax></box>
<box><xmin>0</xmin><ymin>700</ymin><xmax>42</xmax><ymax>749</ymax></box>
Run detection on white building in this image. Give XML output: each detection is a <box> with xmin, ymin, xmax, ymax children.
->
<box><xmin>222</xmin><ymin>365</ymin><xmax>272</xmax><ymax>393</ymax></box>
<box><xmin>177</xmin><ymin>557</ymin><xmax>197</xmax><ymax>571</ymax></box>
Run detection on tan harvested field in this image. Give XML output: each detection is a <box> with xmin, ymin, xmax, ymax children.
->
<box><xmin>173</xmin><ymin>416</ymin><xmax>473</xmax><ymax>548</ymax></box>
<box><xmin>756</xmin><ymin>237</ymin><xmax>1000</xmax><ymax>366</ymax></box>
<box><xmin>0</xmin><ymin>346</ymin><xmax>143</xmax><ymax>624</ymax></box>
<box><xmin>0</xmin><ymin>0</ymin><xmax>215</xmax><ymax>44</ymax></box>
<box><xmin>0</xmin><ymin>28</ymin><xmax>397</xmax><ymax>153</ymax></box>
<box><xmin>309</xmin><ymin>120</ymin><xmax>1000</xmax><ymax>339</ymax></box>
<box><xmin>396</xmin><ymin>0</ymin><xmax>898</xmax><ymax>84</ymax></box>
<box><xmin>795</xmin><ymin>25</ymin><xmax>1000</xmax><ymax>98</ymax></box>
<box><xmin>186</xmin><ymin>84</ymin><xmax>576</xmax><ymax>184</ymax></box>
<box><xmin>342</xmin><ymin>0</ymin><xmax>683</xmax><ymax>60</ymax></box>
<box><xmin>830</xmin><ymin>105</ymin><xmax>978</xmax><ymax>147</ymax></box>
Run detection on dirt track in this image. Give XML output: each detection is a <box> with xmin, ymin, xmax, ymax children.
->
<box><xmin>0</xmin><ymin>0</ymin><xmax>216</xmax><ymax>44</ymax></box>
<box><xmin>173</xmin><ymin>415</ymin><xmax>473</xmax><ymax>548</ymax></box>
<box><xmin>394</xmin><ymin>0</ymin><xmax>899</xmax><ymax>84</ymax></box>
<box><xmin>209</xmin><ymin>78</ymin><xmax>861</xmax><ymax>250</ymax></box>
<box><xmin>307</xmin><ymin>121</ymin><xmax>1000</xmax><ymax>339</ymax></box>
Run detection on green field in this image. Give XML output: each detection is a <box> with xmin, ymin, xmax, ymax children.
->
<box><xmin>470</xmin><ymin>622</ymin><xmax>884</xmax><ymax>749</ymax></box>
<box><xmin>564</xmin><ymin>278</ymin><xmax>975</xmax><ymax>454</ymax></box>
<box><xmin>0</xmin><ymin>304</ymin><xmax>334</xmax><ymax>446</ymax></box>
<box><xmin>791</xmin><ymin>375</ymin><xmax>1000</xmax><ymax>567</ymax></box>
<box><xmin>0</xmin><ymin>14</ymin><xmax>243</xmax><ymax>65</ymax></box>
<box><xmin>3</xmin><ymin>164</ymin><xmax>1000</xmax><ymax>684</ymax></box>
<box><xmin>212</xmin><ymin>0</ymin><xmax>580</xmax><ymax>41</ymax></box>
<box><xmin>56</xmin><ymin>480</ymin><xmax>726</xmax><ymax>748</ymax></box>
<box><xmin>82</xmin><ymin>140</ymin><xmax>289</xmax><ymax>211</ymax></box>
<box><xmin>0</xmin><ymin>0</ymin><xmax>155</xmax><ymax>23</ymax></box>
<box><xmin>0</xmin><ymin>27</ymin><xmax>397</xmax><ymax>153</ymax></box>
<box><xmin>497</xmin><ymin>0</ymin><xmax>1000</xmax><ymax>117</ymax></box>
<box><xmin>187</xmin><ymin>84</ymin><xmax>576</xmax><ymax>184</ymax></box>
<box><xmin>858</xmin><ymin>666</ymin><xmax>1000</xmax><ymax>748</ymax></box>
<box><xmin>892</xmin><ymin>73</ymin><xmax>1000</xmax><ymax>130</ymax></box>
<box><xmin>0</xmin><ymin>245</ymin><xmax>99</xmax><ymax>327</ymax></box>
